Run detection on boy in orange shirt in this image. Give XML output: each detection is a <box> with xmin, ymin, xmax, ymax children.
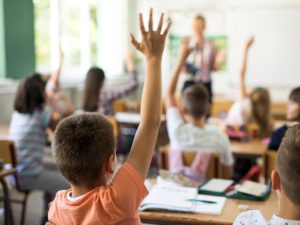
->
<box><xmin>48</xmin><ymin>9</ymin><xmax>171</xmax><ymax>225</ymax></box>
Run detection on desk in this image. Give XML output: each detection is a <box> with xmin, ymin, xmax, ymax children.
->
<box><xmin>230</xmin><ymin>140</ymin><xmax>267</xmax><ymax>157</ymax></box>
<box><xmin>0</xmin><ymin>169</ymin><xmax>16</xmax><ymax>225</ymax></box>
<box><xmin>140</xmin><ymin>191</ymin><xmax>277</xmax><ymax>225</ymax></box>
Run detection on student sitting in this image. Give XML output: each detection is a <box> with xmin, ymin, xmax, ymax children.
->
<box><xmin>9</xmin><ymin>73</ymin><xmax>69</xmax><ymax>225</ymax></box>
<box><xmin>233</xmin><ymin>124</ymin><xmax>300</xmax><ymax>225</ymax></box>
<box><xmin>166</xmin><ymin>37</ymin><xmax>233</xmax><ymax>179</ymax></box>
<box><xmin>48</xmin><ymin>9</ymin><xmax>171</xmax><ymax>225</ymax></box>
<box><xmin>268</xmin><ymin>87</ymin><xmax>300</xmax><ymax>150</ymax></box>
<box><xmin>226</xmin><ymin>36</ymin><xmax>273</xmax><ymax>139</ymax></box>
<box><xmin>82</xmin><ymin>51</ymin><xmax>138</xmax><ymax>115</ymax></box>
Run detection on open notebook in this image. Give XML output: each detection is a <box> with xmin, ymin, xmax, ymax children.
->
<box><xmin>139</xmin><ymin>184</ymin><xmax>226</xmax><ymax>215</ymax></box>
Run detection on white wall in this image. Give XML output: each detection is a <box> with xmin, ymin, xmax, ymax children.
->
<box><xmin>140</xmin><ymin>0</ymin><xmax>300</xmax><ymax>102</ymax></box>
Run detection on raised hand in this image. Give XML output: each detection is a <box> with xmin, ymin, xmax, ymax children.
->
<box><xmin>130</xmin><ymin>8</ymin><xmax>171</xmax><ymax>60</ymax></box>
<box><xmin>179</xmin><ymin>37</ymin><xmax>193</xmax><ymax>60</ymax></box>
<box><xmin>245</xmin><ymin>36</ymin><xmax>255</xmax><ymax>49</ymax></box>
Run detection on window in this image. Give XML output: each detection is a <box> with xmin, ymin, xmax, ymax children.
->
<box><xmin>34</xmin><ymin>0</ymin><xmax>128</xmax><ymax>81</ymax></box>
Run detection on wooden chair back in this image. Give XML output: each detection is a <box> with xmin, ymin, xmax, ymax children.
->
<box><xmin>265</xmin><ymin>150</ymin><xmax>277</xmax><ymax>181</ymax></box>
<box><xmin>0</xmin><ymin>139</ymin><xmax>18</xmax><ymax>167</ymax></box>
<box><xmin>158</xmin><ymin>145</ymin><xmax>221</xmax><ymax>179</ymax></box>
<box><xmin>106</xmin><ymin>116</ymin><xmax>119</xmax><ymax>138</ymax></box>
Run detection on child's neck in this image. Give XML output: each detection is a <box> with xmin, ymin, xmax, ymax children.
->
<box><xmin>186</xmin><ymin>116</ymin><xmax>206</xmax><ymax>128</ymax></box>
<box><xmin>71</xmin><ymin>180</ymin><xmax>107</xmax><ymax>198</ymax></box>
<box><xmin>278</xmin><ymin>194</ymin><xmax>300</xmax><ymax>220</ymax></box>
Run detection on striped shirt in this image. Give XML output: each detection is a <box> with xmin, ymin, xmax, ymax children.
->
<box><xmin>9</xmin><ymin>110</ymin><xmax>51</xmax><ymax>176</ymax></box>
<box><xmin>98</xmin><ymin>70</ymin><xmax>138</xmax><ymax>115</ymax></box>
<box><xmin>166</xmin><ymin>107</ymin><xmax>233</xmax><ymax>166</ymax></box>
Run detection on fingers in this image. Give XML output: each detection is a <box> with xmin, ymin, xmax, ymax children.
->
<box><xmin>148</xmin><ymin>8</ymin><xmax>153</xmax><ymax>31</ymax></box>
<box><xmin>139</xmin><ymin>13</ymin><xmax>146</xmax><ymax>36</ymax></box>
<box><xmin>156</xmin><ymin>13</ymin><xmax>164</xmax><ymax>34</ymax></box>
<box><xmin>130</xmin><ymin>33</ymin><xmax>140</xmax><ymax>50</ymax></box>
<box><xmin>162</xmin><ymin>20</ymin><xmax>172</xmax><ymax>38</ymax></box>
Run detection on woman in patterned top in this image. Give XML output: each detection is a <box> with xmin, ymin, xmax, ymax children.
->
<box><xmin>82</xmin><ymin>52</ymin><xmax>138</xmax><ymax>115</ymax></box>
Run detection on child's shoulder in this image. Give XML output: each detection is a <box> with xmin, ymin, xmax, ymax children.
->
<box><xmin>233</xmin><ymin>210</ymin><xmax>268</xmax><ymax>225</ymax></box>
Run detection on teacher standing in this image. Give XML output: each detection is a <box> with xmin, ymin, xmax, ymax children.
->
<box><xmin>184</xmin><ymin>14</ymin><xmax>222</xmax><ymax>103</ymax></box>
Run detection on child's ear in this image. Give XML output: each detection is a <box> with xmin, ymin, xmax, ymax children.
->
<box><xmin>106</xmin><ymin>154</ymin><xmax>115</xmax><ymax>174</ymax></box>
<box><xmin>271</xmin><ymin>170</ymin><xmax>281</xmax><ymax>191</ymax></box>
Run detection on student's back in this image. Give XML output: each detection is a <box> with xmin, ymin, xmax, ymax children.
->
<box><xmin>9</xmin><ymin>74</ymin><xmax>68</xmax><ymax>225</ymax></box>
<box><xmin>166</xmin><ymin>45</ymin><xmax>233</xmax><ymax>178</ymax></box>
<box><xmin>167</xmin><ymin>108</ymin><xmax>232</xmax><ymax>166</ymax></box>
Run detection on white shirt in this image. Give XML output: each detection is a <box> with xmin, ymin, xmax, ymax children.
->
<box><xmin>226</xmin><ymin>98</ymin><xmax>252</xmax><ymax>126</ymax></box>
<box><xmin>233</xmin><ymin>210</ymin><xmax>300</xmax><ymax>225</ymax></box>
<box><xmin>166</xmin><ymin>107</ymin><xmax>234</xmax><ymax>166</ymax></box>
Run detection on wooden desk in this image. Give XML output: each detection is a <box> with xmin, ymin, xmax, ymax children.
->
<box><xmin>140</xmin><ymin>192</ymin><xmax>277</xmax><ymax>225</ymax></box>
<box><xmin>0</xmin><ymin>169</ymin><xmax>17</xmax><ymax>225</ymax></box>
<box><xmin>230</xmin><ymin>140</ymin><xmax>267</xmax><ymax>157</ymax></box>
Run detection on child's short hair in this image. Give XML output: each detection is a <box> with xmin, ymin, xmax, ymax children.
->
<box><xmin>277</xmin><ymin>124</ymin><xmax>300</xmax><ymax>205</ymax></box>
<box><xmin>289</xmin><ymin>87</ymin><xmax>300</xmax><ymax>105</ymax></box>
<box><xmin>182</xmin><ymin>83</ymin><xmax>209</xmax><ymax>119</ymax></box>
<box><xmin>14</xmin><ymin>73</ymin><xmax>46</xmax><ymax>114</ymax></box>
<box><xmin>52</xmin><ymin>113</ymin><xmax>116</xmax><ymax>187</ymax></box>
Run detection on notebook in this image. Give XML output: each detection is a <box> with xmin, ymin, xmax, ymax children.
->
<box><xmin>198</xmin><ymin>179</ymin><xmax>234</xmax><ymax>196</ymax></box>
<box><xmin>236</xmin><ymin>181</ymin><xmax>269</xmax><ymax>197</ymax></box>
<box><xmin>139</xmin><ymin>184</ymin><xmax>226</xmax><ymax>215</ymax></box>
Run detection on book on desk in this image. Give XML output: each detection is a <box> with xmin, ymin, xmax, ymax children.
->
<box><xmin>139</xmin><ymin>184</ymin><xmax>227</xmax><ymax>215</ymax></box>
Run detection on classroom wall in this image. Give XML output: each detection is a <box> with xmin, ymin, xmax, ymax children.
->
<box><xmin>0</xmin><ymin>0</ymin><xmax>35</xmax><ymax>79</ymax></box>
<box><xmin>0</xmin><ymin>0</ymin><xmax>5</xmax><ymax>77</ymax></box>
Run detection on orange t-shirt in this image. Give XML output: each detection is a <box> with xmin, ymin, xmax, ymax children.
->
<box><xmin>48</xmin><ymin>163</ymin><xmax>148</xmax><ymax>225</ymax></box>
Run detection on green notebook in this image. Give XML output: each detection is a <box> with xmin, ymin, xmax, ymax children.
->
<box><xmin>198</xmin><ymin>179</ymin><xmax>271</xmax><ymax>201</ymax></box>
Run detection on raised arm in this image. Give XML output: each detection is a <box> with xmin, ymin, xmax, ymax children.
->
<box><xmin>46</xmin><ymin>45</ymin><xmax>64</xmax><ymax>97</ymax></box>
<box><xmin>239</xmin><ymin>36</ymin><xmax>255</xmax><ymax>99</ymax></box>
<box><xmin>127</xmin><ymin>9</ymin><xmax>171</xmax><ymax>180</ymax></box>
<box><xmin>167</xmin><ymin>37</ymin><xmax>192</xmax><ymax>108</ymax></box>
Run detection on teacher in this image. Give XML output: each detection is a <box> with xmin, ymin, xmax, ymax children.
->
<box><xmin>184</xmin><ymin>14</ymin><xmax>221</xmax><ymax>103</ymax></box>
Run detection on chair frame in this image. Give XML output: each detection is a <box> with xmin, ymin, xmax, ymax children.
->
<box><xmin>0</xmin><ymin>139</ymin><xmax>31</xmax><ymax>225</ymax></box>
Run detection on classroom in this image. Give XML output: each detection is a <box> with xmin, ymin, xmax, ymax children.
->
<box><xmin>0</xmin><ymin>0</ymin><xmax>300</xmax><ymax>224</ymax></box>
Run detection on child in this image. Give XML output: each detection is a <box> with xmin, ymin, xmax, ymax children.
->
<box><xmin>82</xmin><ymin>51</ymin><xmax>138</xmax><ymax>115</ymax></box>
<box><xmin>226</xmin><ymin>36</ymin><xmax>273</xmax><ymax>139</ymax></box>
<box><xmin>268</xmin><ymin>87</ymin><xmax>300</xmax><ymax>150</ymax></box>
<box><xmin>166</xmin><ymin>37</ymin><xmax>233</xmax><ymax>179</ymax></box>
<box><xmin>48</xmin><ymin>9</ymin><xmax>171</xmax><ymax>224</ymax></box>
<box><xmin>9</xmin><ymin>73</ymin><xmax>69</xmax><ymax>225</ymax></box>
<box><xmin>233</xmin><ymin>124</ymin><xmax>300</xmax><ymax>225</ymax></box>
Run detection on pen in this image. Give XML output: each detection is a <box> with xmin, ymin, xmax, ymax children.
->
<box><xmin>187</xmin><ymin>199</ymin><xmax>217</xmax><ymax>204</ymax></box>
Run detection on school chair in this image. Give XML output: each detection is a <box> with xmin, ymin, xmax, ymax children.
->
<box><xmin>0</xmin><ymin>139</ymin><xmax>31</xmax><ymax>225</ymax></box>
<box><xmin>113</xmin><ymin>100</ymin><xmax>127</xmax><ymax>113</ymax></box>
<box><xmin>45</xmin><ymin>222</ymin><xmax>54</xmax><ymax>225</ymax></box>
<box><xmin>106</xmin><ymin>116</ymin><xmax>119</xmax><ymax>138</ymax></box>
<box><xmin>158</xmin><ymin>145</ymin><xmax>221</xmax><ymax>179</ymax></box>
<box><xmin>264</xmin><ymin>150</ymin><xmax>277</xmax><ymax>182</ymax></box>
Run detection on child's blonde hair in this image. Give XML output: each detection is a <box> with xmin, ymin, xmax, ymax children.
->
<box><xmin>250</xmin><ymin>87</ymin><xmax>273</xmax><ymax>138</ymax></box>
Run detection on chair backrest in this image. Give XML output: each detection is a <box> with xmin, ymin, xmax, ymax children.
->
<box><xmin>106</xmin><ymin>116</ymin><xmax>119</xmax><ymax>138</ymax></box>
<box><xmin>45</xmin><ymin>222</ymin><xmax>55</xmax><ymax>225</ymax></box>
<box><xmin>158</xmin><ymin>145</ymin><xmax>221</xmax><ymax>179</ymax></box>
<box><xmin>113</xmin><ymin>100</ymin><xmax>127</xmax><ymax>113</ymax></box>
<box><xmin>265</xmin><ymin>150</ymin><xmax>277</xmax><ymax>181</ymax></box>
<box><xmin>0</xmin><ymin>139</ymin><xmax>18</xmax><ymax>167</ymax></box>
<box><xmin>181</xmin><ymin>151</ymin><xmax>220</xmax><ymax>179</ymax></box>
